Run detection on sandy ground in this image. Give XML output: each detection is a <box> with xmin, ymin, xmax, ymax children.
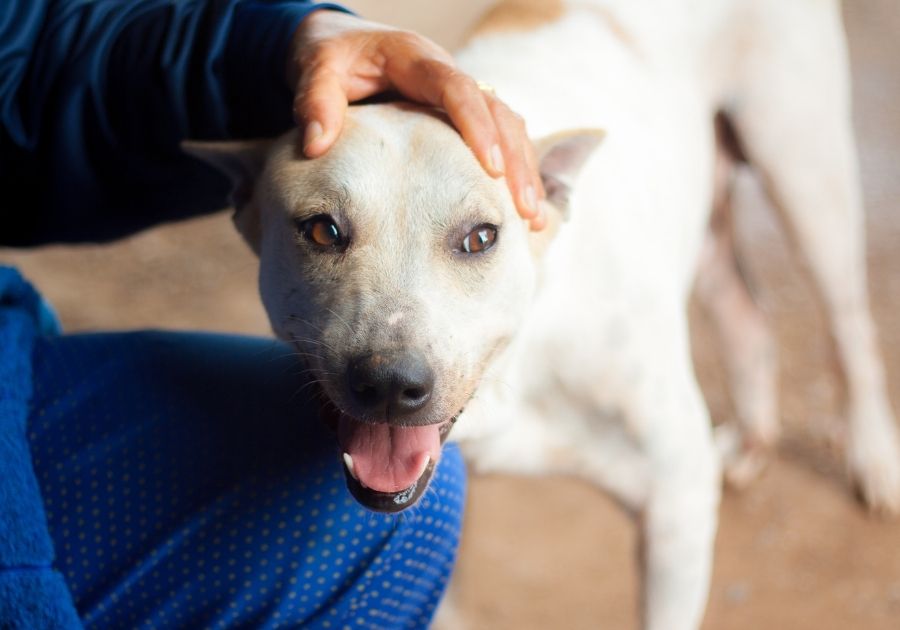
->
<box><xmin>3</xmin><ymin>1</ymin><xmax>899</xmax><ymax>628</ymax></box>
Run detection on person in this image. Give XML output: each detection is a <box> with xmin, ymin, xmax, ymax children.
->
<box><xmin>0</xmin><ymin>1</ymin><xmax>543</xmax><ymax>628</ymax></box>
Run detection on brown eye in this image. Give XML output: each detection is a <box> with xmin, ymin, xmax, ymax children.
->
<box><xmin>297</xmin><ymin>215</ymin><xmax>347</xmax><ymax>250</ymax></box>
<box><xmin>460</xmin><ymin>224</ymin><xmax>498</xmax><ymax>254</ymax></box>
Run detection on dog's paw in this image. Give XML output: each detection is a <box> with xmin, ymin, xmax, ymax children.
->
<box><xmin>715</xmin><ymin>423</ymin><xmax>774</xmax><ymax>489</ymax></box>
<box><xmin>847</xmin><ymin>403</ymin><xmax>900</xmax><ymax>515</ymax></box>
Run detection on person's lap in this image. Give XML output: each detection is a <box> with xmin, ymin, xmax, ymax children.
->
<box><xmin>27</xmin><ymin>330</ymin><xmax>465</xmax><ymax>629</ymax></box>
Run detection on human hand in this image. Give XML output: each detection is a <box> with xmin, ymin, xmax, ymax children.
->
<box><xmin>288</xmin><ymin>10</ymin><xmax>546</xmax><ymax>230</ymax></box>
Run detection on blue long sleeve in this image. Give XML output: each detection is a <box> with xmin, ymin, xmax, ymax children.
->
<box><xmin>0</xmin><ymin>0</ymin><xmax>347</xmax><ymax>245</ymax></box>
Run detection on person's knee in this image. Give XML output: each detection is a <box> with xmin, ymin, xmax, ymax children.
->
<box><xmin>332</xmin><ymin>444</ymin><xmax>466</xmax><ymax>628</ymax></box>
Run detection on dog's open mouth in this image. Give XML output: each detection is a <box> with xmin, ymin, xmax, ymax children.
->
<box><xmin>317</xmin><ymin>389</ymin><xmax>458</xmax><ymax>513</ymax></box>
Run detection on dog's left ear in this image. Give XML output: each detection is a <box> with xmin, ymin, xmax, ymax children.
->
<box><xmin>536</xmin><ymin>128</ymin><xmax>605</xmax><ymax>217</ymax></box>
<box><xmin>181</xmin><ymin>139</ymin><xmax>273</xmax><ymax>253</ymax></box>
<box><xmin>530</xmin><ymin>129</ymin><xmax>605</xmax><ymax>256</ymax></box>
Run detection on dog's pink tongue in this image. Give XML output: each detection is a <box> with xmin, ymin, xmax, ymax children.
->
<box><xmin>339</xmin><ymin>419</ymin><xmax>439</xmax><ymax>493</ymax></box>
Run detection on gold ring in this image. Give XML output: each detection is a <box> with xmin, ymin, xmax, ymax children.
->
<box><xmin>476</xmin><ymin>81</ymin><xmax>496</xmax><ymax>96</ymax></box>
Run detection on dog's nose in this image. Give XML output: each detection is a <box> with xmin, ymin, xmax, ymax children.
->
<box><xmin>346</xmin><ymin>352</ymin><xmax>434</xmax><ymax>419</ymax></box>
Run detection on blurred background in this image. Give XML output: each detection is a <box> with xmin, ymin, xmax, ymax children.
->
<box><xmin>2</xmin><ymin>1</ymin><xmax>898</xmax><ymax>628</ymax></box>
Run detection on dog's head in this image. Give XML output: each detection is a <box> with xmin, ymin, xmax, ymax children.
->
<box><xmin>186</xmin><ymin>104</ymin><xmax>600</xmax><ymax>512</ymax></box>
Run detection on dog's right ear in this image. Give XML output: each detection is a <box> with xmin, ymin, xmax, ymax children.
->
<box><xmin>181</xmin><ymin>139</ymin><xmax>272</xmax><ymax>254</ymax></box>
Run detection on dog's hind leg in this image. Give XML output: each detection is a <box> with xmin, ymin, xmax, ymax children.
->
<box><xmin>696</xmin><ymin>116</ymin><xmax>779</xmax><ymax>488</ymax></box>
<box><xmin>727</xmin><ymin>0</ymin><xmax>900</xmax><ymax>513</ymax></box>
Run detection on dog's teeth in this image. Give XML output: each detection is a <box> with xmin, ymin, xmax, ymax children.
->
<box><xmin>343</xmin><ymin>453</ymin><xmax>358</xmax><ymax>481</ymax></box>
<box><xmin>417</xmin><ymin>456</ymin><xmax>431</xmax><ymax>478</ymax></box>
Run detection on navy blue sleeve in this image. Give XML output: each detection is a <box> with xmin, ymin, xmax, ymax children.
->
<box><xmin>0</xmin><ymin>0</ymin><xmax>348</xmax><ymax>245</ymax></box>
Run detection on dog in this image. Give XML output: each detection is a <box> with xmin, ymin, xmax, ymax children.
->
<box><xmin>185</xmin><ymin>0</ymin><xmax>900</xmax><ymax>627</ymax></box>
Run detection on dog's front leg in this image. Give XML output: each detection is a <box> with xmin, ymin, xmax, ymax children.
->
<box><xmin>639</xmin><ymin>476</ymin><xmax>718</xmax><ymax>629</ymax></box>
<box><xmin>637</xmin><ymin>393</ymin><xmax>720</xmax><ymax>630</ymax></box>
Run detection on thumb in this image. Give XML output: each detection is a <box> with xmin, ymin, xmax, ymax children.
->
<box><xmin>293</xmin><ymin>64</ymin><xmax>348</xmax><ymax>158</ymax></box>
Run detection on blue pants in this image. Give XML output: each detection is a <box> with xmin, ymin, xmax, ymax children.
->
<box><xmin>26</xmin><ymin>330</ymin><xmax>465</xmax><ymax>629</ymax></box>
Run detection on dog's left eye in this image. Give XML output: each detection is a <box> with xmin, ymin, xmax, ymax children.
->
<box><xmin>296</xmin><ymin>215</ymin><xmax>347</xmax><ymax>250</ymax></box>
<box><xmin>460</xmin><ymin>224</ymin><xmax>498</xmax><ymax>254</ymax></box>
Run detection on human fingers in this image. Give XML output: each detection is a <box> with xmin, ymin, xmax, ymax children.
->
<box><xmin>289</xmin><ymin>12</ymin><xmax>545</xmax><ymax>221</ymax></box>
<box><xmin>290</xmin><ymin>11</ymin><xmax>392</xmax><ymax>157</ymax></box>
<box><xmin>293</xmin><ymin>58</ymin><xmax>350</xmax><ymax>157</ymax></box>
<box><xmin>383</xmin><ymin>53</ymin><xmax>505</xmax><ymax>178</ymax></box>
<box><xmin>381</xmin><ymin>43</ymin><xmax>544</xmax><ymax>224</ymax></box>
<box><xmin>484</xmin><ymin>94</ymin><xmax>544</xmax><ymax>225</ymax></box>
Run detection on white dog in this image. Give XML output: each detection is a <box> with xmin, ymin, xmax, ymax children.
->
<box><xmin>187</xmin><ymin>0</ymin><xmax>900</xmax><ymax>627</ymax></box>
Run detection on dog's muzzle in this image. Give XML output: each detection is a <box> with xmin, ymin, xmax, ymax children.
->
<box><xmin>318</xmin><ymin>392</ymin><xmax>459</xmax><ymax>513</ymax></box>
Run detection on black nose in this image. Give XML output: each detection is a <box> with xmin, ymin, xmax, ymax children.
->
<box><xmin>346</xmin><ymin>352</ymin><xmax>434</xmax><ymax>419</ymax></box>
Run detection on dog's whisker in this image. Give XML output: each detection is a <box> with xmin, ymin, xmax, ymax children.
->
<box><xmin>292</xmin><ymin>378</ymin><xmax>334</xmax><ymax>402</ymax></box>
<box><xmin>325</xmin><ymin>307</ymin><xmax>354</xmax><ymax>336</ymax></box>
<box><xmin>292</xmin><ymin>370</ymin><xmax>338</xmax><ymax>382</ymax></box>
<box><xmin>475</xmin><ymin>374</ymin><xmax>515</xmax><ymax>393</ymax></box>
<box><xmin>286</xmin><ymin>314</ymin><xmax>328</xmax><ymax>335</ymax></box>
<box><xmin>250</xmin><ymin>340</ymin><xmax>296</xmax><ymax>361</ymax></box>
<box><xmin>287</xmin><ymin>330</ymin><xmax>340</xmax><ymax>353</ymax></box>
<box><xmin>286</xmin><ymin>352</ymin><xmax>327</xmax><ymax>363</ymax></box>
<box><xmin>288</xmin><ymin>335</ymin><xmax>341</xmax><ymax>360</ymax></box>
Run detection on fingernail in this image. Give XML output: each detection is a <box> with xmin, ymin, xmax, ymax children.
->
<box><xmin>522</xmin><ymin>185</ymin><xmax>538</xmax><ymax>216</ymax></box>
<box><xmin>303</xmin><ymin>120</ymin><xmax>324</xmax><ymax>152</ymax></box>
<box><xmin>489</xmin><ymin>144</ymin><xmax>505</xmax><ymax>174</ymax></box>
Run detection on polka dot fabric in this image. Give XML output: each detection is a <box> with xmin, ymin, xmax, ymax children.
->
<box><xmin>27</xmin><ymin>332</ymin><xmax>465</xmax><ymax>629</ymax></box>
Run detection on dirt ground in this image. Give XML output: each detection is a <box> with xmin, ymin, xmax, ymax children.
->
<box><xmin>2</xmin><ymin>1</ymin><xmax>899</xmax><ymax>628</ymax></box>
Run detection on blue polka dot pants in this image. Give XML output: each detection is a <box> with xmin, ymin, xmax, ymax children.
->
<box><xmin>27</xmin><ymin>331</ymin><xmax>466</xmax><ymax>629</ymax></box>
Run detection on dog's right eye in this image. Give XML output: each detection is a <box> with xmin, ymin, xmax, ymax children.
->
<box><xmin>296</xmin><ymin>215</ymin><xmax>347</xmax><ymax>250</ymax></box>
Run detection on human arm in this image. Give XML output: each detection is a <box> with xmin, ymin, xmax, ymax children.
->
<box><xmin>0</xmin><ymin>0</ymin><xmax>345</xmax><ymax>245</ymax></box>
<box><xmin>0</xmin><ymin>1</ymin><xmax>544</xmax><ymax>245</ymax></box>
